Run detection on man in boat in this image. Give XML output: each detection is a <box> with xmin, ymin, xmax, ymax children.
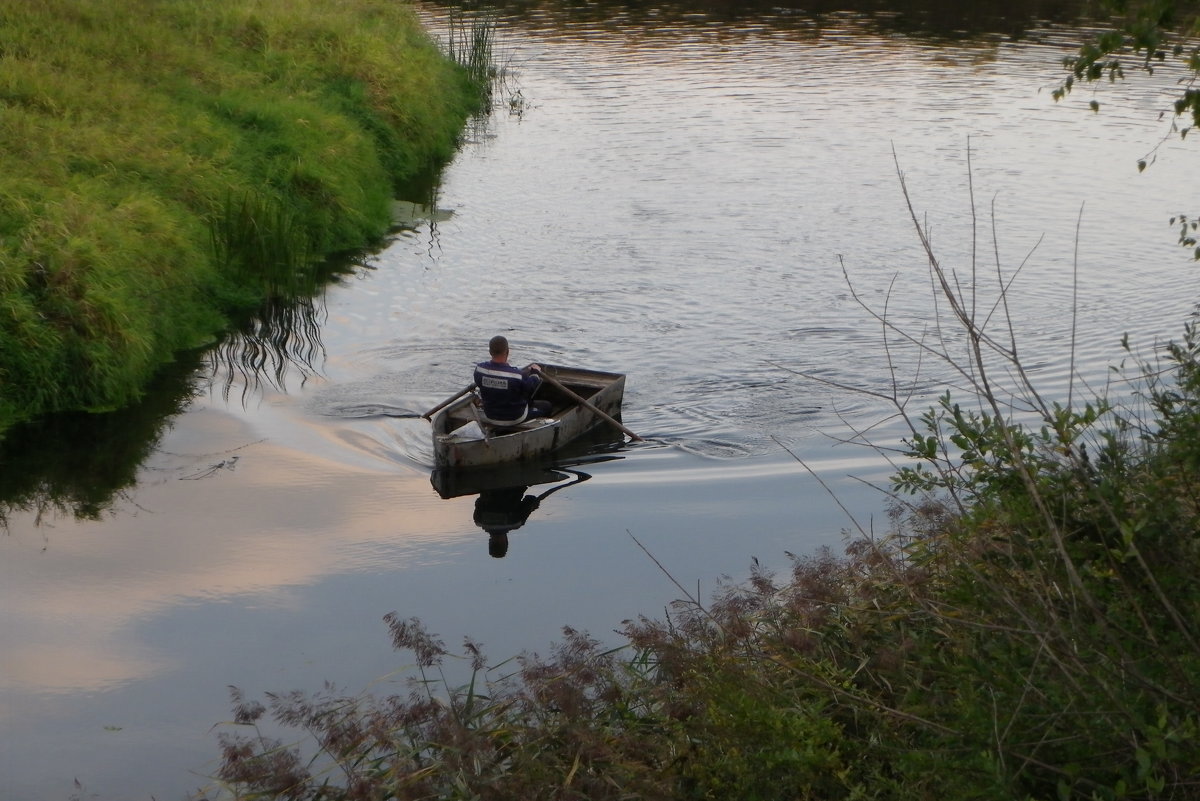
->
<box><xmin>473</xmin><ymin>335</ymin><xmax>551</xmax><ymax>425</ymax></box>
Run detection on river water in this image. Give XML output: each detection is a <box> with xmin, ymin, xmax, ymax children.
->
<box><xmin>3</xmin><ymin>2</ymin><xmax>1199</xmax><ymax>798</ymax></box>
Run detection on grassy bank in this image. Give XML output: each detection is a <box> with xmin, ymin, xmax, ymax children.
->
<box><xmin>207</xmin><ymin>179</ymin><xmax>1200</xmax><ymax>800</ymax></box>
<box><xmin>0</xmin><ymin>0</ymin><xmax>481</xmax><ymax>434</ymax></box>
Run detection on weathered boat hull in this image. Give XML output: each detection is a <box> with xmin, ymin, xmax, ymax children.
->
<box><xmin>430</xmin><ymin>364</ymin><xmax>626</xmax><ymax>469</ymax></box>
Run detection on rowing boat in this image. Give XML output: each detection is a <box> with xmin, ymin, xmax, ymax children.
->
<box><xmin>429</xmin><ymin>364</ymin><xmax>627</xmax><ymax>469</ymax></box>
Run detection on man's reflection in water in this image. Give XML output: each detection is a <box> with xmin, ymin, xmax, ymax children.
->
<box><xmin>472</xmin><ymin>469</ymin><xmax>590</xmax><ymax>558</ymax></box>
<box><xmin>474</xmin><ymin>486</ymin><xmax>538</xmax><ymax>557</ymax></box>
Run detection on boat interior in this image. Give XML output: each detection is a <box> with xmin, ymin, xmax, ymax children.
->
<box><xmin>438</xmin><ymin>369</ymin><xmax>610</xmax><ymax>436</ymax></box>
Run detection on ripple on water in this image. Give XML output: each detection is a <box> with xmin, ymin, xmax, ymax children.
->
<box><xmin>11</xmin><ymin>9</ymin><xmax>1200</xmax><ymax>801</ymax></box>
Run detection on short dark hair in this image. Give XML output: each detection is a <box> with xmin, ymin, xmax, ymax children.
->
<box><xmin>489</xmin><ymin>335</ymin><xmax>509</xmax><ymax>357</ymax></box>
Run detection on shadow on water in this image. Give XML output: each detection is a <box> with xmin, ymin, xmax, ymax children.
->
<box><xmin>0</xmin><ymin>352</ymin><xmax>204</xmax><ymax>527</ymax></box>
<box><xmin>0</xmin><ymin>269</ymin><xmax>342</xmax><ymax>528</ymax></box>
<box><xmin>441</xmin><ymin>0</ymin><xmax>1095</xmax><ymax>41</ymax></box>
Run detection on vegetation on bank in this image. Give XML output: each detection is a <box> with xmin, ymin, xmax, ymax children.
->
<box><xmin>0</xmin><ymin>0</ymin><xmax>483</xmax><ymax>434</ymax></box>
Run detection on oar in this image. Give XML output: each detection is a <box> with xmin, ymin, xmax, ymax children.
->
<box><xmin>538</xmin><ymin>370</ymin><xmax>643</xmax><ymax>442</ymax></box>
<box><xmin>422</xmin><ymin>384</ymin><xmax>475</xmax><ymax>420</ymax></box>
<box><xmin>467</xmin><ymin>395</ymin><xmax>493</xmax><ymax>447</ymax></box>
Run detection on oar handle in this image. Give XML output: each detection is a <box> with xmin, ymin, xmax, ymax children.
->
<box><xmin>467</xmin><ymin>394</ymin><xmax>493</xmax><ymax>446</ymax></box>
<box><xmin>539</xmin><ymin>370</ymin><xmax>643</xmax><ymax>442</ymax></box>
<box><xmin>422</xmin><ymin>384</ymin><xmax>475</xmax><ymax>420</ymax></box>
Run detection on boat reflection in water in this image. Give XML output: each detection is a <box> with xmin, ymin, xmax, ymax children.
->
<box><xmin>431</xmin><ymin>427</ymin><xmax>626</xmax><ymax>558</ymax></box>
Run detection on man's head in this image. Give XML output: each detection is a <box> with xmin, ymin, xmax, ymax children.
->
<box><xmin>488</xmin><ymin>335</ymin><xmax>510</xmax><ymax>358</ymax></box>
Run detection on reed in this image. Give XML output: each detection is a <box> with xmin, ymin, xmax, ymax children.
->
<box><xmin>445</xmin><ymin>5</ymin><xmax>501</xmax><ymax>91</ymax></box>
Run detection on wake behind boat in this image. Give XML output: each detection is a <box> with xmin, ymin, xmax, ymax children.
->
<box><xmin>427</xmin><ymin>364</ymin><xmax>628</xmax><ymax>469</ymax></box>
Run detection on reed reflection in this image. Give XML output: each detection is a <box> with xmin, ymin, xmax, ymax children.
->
<box><xmin>205</xmin><ymin>292</ymin><xmax>328</xmax><ymax>404</ymax></box>
<box><xmin>391</xmin><ymin>172</ymin><xmax>453</xmax><ymax>265</ymax></box>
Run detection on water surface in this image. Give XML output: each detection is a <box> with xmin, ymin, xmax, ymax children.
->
<box><xmin>2</xmin><ymin>2</ymin><xmax>1199</xmax><ymax>798</ymax></box>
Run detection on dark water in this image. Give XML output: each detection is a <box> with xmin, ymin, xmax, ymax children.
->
<box><xmin>3</xmin><ymin>2</ymin><xmax>1200</xmax><ymax>798</ymax></box>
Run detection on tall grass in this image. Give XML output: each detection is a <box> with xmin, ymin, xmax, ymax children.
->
<box><xmin>202</xmin><ymin>161</ymin><xmax>1200</xmax><ymax>801</ymax></box>
<box><xmin>0</xmin><ymin>0</ymin><xmax>485</xmax><ymax>435</ymax></box>
<box><xmin>210</xmin><ymin>192</ymin><xmax>313</xmax><ymax>294</ymax></box>
<box><xmin>445</xmin><ymin>6</ymin><xmax>501</xmax><ymax>92</ymax></box>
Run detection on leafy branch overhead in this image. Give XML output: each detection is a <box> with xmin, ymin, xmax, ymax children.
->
<box><xmin>1056</xmin><ymin>0</ymin><xmax>1200</xmax><ymax>117</ymax></box>
<box><xmin>1056</xmin><ymin>0</ymin><xmax>1200</xmax><ymax>256</ymax></box>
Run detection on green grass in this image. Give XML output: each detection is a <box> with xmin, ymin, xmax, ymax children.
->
<box><xmin>0</xmin><ymin>0</ymin><xmax>482</xmax><ymax>433</ymax></box>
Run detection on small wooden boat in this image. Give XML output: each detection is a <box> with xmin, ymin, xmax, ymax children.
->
<box><xmin>429</xmin><ymin>364</ymin><xmax>627</xmax><ymax>469</ymax></box>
